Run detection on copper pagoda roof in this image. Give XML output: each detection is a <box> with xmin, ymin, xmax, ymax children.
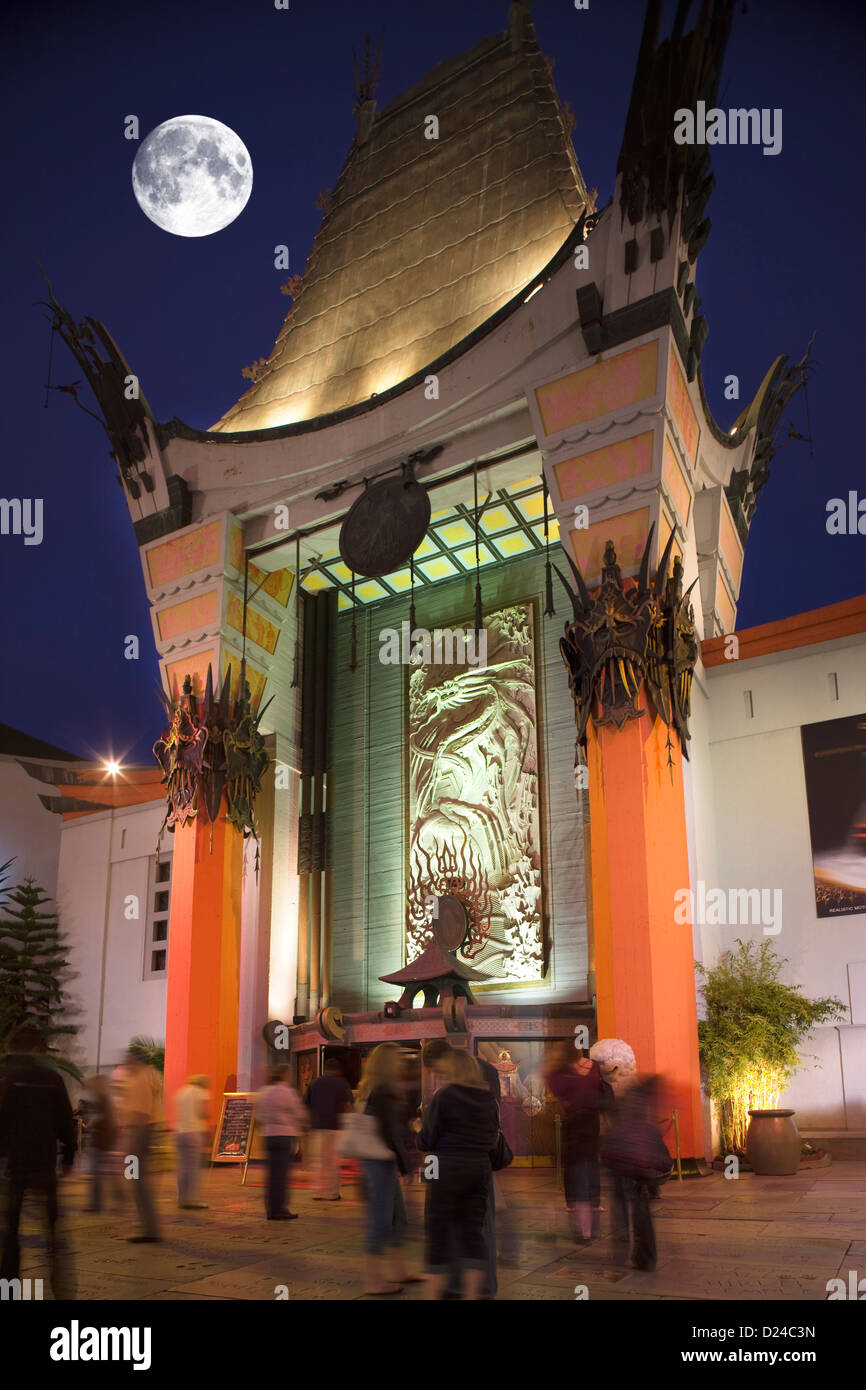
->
<box><xmin>212</xmin><ymin>15</ymin><xmax>590</xmax><ymax>433</ymax></box>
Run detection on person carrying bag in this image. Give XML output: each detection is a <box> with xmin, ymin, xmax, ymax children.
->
<box><xmin>601</xmin><ymin>1075</ymin><xmax>671</xmax><ymax>1271</ymax></box>
<box><xmin>353</xmin><ymin>1044</ymin><xmax>421</xmax><ymax>1295</ymax></box>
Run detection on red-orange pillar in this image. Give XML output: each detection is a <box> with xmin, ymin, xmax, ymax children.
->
<box><xmin>164</xmin><ymin>813</ymin><xmax>244</xmax><ymax>1123</ymax></box>
<box><xmin>587</xmin><ymin>693</ymin><xmax>705</xmax><ymax>1159</ymax></box>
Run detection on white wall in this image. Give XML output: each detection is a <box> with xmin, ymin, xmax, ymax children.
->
<box><xmin>57</xmin><ymin>801</ymin><xmax>169</xmax><ymax>1076</ymax></box>
<box><xmin>0</xmin><ymin>758</ymin><xmax>63</xmax><ymax>897</ymax></box>
<box><xmin>703</xmin><ymin>629</ymin><xmax>866</xmax><ymax>1131</ymax></box>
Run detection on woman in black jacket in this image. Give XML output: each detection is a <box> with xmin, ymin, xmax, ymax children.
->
<box><xmin>419</xmin><ymin>1049</ymin><xmax>500</xmax><ymax>1300</ymax></box>
<box><xmin>603</xmin><ymin>1075</ymin><xmax>672</xmax><ymax>1272</ymax></box>
<box><xmin>357</xmin><ymin>1043</ymin><xmax>421</xmax><ymax>1295</ymax></box>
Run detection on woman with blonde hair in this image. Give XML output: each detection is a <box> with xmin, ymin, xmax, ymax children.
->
<box><xmin>356</xmin><ymin>1042</ymin><xmax>420</xmax><ymax>1295</ymax></box>
<box><xmin>419</xmin><ymin>1046</ymin><xmax>500</xmax><ymax>1299</ymax></box>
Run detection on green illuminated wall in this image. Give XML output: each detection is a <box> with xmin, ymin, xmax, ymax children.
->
<box><xmin>327</xmin><ymin>547</ymin><xmax>589</xmax><ymax>1010</ymax></box>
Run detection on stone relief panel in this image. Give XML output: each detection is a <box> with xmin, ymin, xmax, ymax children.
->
<box><xmin>406</xmin><ymin>603</ymin><xmax>545</xmax><ymax>984</ymax></box>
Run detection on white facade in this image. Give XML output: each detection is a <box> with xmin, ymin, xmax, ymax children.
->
<box><xmin>0</xmin><ymin>757</ymin><xmax>63</xmax><ymax>897</ymax></box>
<box><xmin>56</xmin><ymin>800</ymin><xmax>170</xmax><ymax>1076</ymax></box>
<box><xmin>689</xmin><ymin>625</ymin><xmax>866</xmax><ymax>1134</ymax></box>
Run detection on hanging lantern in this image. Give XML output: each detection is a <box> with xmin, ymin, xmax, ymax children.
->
<box><xmin>473</xmin><ymin>461</ymin><xmax>484</xmax><ymax>635</ymax></box>
<box><xmin>349</xmin><ymin>570</ymin><xmax>358</xmax><ymax>671</ymax></box>
<box><xmin>409</xmin><ymin>552</ymin><xmax>417</xmax><ymax>637</ymax></box>
<box><xmin>290</xmin><ymin>534</ymin><xmax>301</xmax><ymax>689</ymax></box>
<box><xmin>543</xmin><ymin>474</ymin><xmax>555</xmax><ymax>617</ymax></box>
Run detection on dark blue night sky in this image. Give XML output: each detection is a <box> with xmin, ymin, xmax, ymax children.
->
<box><xmin>1</xmin><ymin>0</ymin><xmax>863</xmax><ymax>764</ymax></box>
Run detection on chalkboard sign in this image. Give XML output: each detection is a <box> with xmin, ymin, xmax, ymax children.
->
<box><xmin>212</xmin><ymin>1092</ymin><xmax>255</xmax><ymax>1164</ymax></box>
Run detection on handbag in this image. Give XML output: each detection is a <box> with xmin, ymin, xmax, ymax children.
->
<box><xmin>490</xmin><ymin>1128</ymin><xmax>514</xmax><ymax>1172</ymax></box>
<box><xmin>337</xmin><ymin>1103</ymin><xmax>392</xmax><ymax>1161</ymax></box>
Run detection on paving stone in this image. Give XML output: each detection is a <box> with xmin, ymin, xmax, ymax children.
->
<box><xmin>649</xmin><ymin>1217</ymin><xmax>766</xmax><ymax>1237</ymax></box>
<box><xmin>499</xmin><ymin>1282</ymin><xmax>577</xmax><ymax>1300</ymax></box>
<box><xmin>614</xmin><ymin>1260</ymin><xmax>832</xmax><ymax>1301</ymax></box>
<box><xmin>11</xmin><ymin>1160</ymin><xmax>865</xmax><ymax>1302</ymax></box>
<box><xmin>654</xmin><ymin>1235</ymin><xmax>848</xmax><ymax>1267</ymax></box>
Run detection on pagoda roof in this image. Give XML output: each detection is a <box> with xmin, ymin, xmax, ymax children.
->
<box><xmin>212</xmin><ymin>14</ymin><xmax>589</xmax><ymax>433</ymax></box>
<box><xmin>380</xmin><ymin>942</ymin><xmax>488</xmax><ymax>985</ymax></box>
<box><xmin>0</xmin><ymin>722</ymin><xmax>79</xmax><ymax>761</ymax></box>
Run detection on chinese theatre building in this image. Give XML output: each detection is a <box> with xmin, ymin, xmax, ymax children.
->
<box><xmin>44</xmin><ymin>1</ymin><xmax>866</xmax><ymax>1163</ymax></box>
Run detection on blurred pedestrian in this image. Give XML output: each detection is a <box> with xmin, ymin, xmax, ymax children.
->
<box><xmin>419</xmin><ymin>1049</ymin><xmax>499</xmax><ymax>1300</ymax></box>
<box><xmin>174</xmin><ymin>1074</ymin><xmax>211</xmax><ymax>1210</ymax></box>
<box><xmin>356</xmin><ymin>1042</ymin><xmax>421</xmax><ymax>1295</ymax></box>
<box><xmin>422</xmin><ymin>1039</ymin><xmax>505</xmax><ymax>1296</ymax></box>
<box><xmin>602</xmin><ymin>1075</ymin><xmax>672</xmax><ymax>1272</ymax></box>
<box><xmin>116</xmin><ymin>1048</ymin><xmax>163</xmax><ymax>1243</ymax></box>
<box><xmin>305</xmin><ymin>1059</ymin><xmax>353</xmax><ymax>1201</ymax></box>
<box><xmin>0</xmin><ymin>1023</ymin><xmax>77</xmax><ymax>1296</ymax></box>
<box><xmin>545</xmin><ymin>1043</ymin><xmax>609</xmax><ymax>1243</ymax></box>
<box><xmin>254</xmin><ymin>1063</ymin><xmax>308</xmax><ymax>1220</ymax></box>
<box><xmin>81</xmin><ymin>1073</ymin><xmax>120</xmax><ymax>1214</ymax></box>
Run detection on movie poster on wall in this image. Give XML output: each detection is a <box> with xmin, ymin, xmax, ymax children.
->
<box><xmin>801</xmin><ymin>713</ymin><xmax>866</xmax><ymax>917</ymax></box>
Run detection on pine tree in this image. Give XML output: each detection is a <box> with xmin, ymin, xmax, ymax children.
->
<box><xmin>0</xmin><ymin>877</ymin><xmax>77</xmax><ymax>1053</ymax></box>
<box><xmin>0</xmin><ymin>857</ymin><xmax>14</xmax><ymax>895</ymax></box>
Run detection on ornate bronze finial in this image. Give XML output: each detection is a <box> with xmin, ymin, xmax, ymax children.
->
<box><xmin>509</xmin><ymin>0</ymin><xmax>534</xmax><ymax>52</ymax></box>
<box><xmin>556</xmin><ymin>525</ymin><xmax>699</xmax><ymax>759</ymax></box>
<box><xmin>600</xmin><ymin>540</ymin><xmax>622</xmax><ymax>586</ymax></box>
<box><xmin>154</xmin><ymin>665</ymin><xmax>271</xmax><ymax>844</ymax></box>
<box><xmin>352</xmin><ymin>33</ymin><xmax>383</xmax><ymax>143</ymax></box>
<box><xmin>37</xmin><ymin>274</ymin><xmax>155</xmax><ymax>498</ymax></box>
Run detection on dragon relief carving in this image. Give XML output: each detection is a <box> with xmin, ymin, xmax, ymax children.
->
<box><xmin>406</xmin><ymin>604</ymin><xmax>545</xmax><ymax>984</ymax></box>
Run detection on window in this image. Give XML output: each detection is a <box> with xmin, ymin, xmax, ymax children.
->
<box><xmin>144</xmin><ymin>854</ymin><xmax>172</xmax><ymax>980</ymax></box>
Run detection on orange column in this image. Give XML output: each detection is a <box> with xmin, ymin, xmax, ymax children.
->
<box><xmin>164</xmin><ymin>813</ymin><xmax>244</xmax><ymax>1123</ymax></box>
<box><xmin>587</xmin><ymin>693</ymin><xmax>704</xmax><ymax>1159</ymax></box>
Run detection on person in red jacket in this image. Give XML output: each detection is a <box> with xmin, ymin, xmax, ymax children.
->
<box><xmin>545</xmin><ymin>1043</ymin><xmax>609</xmax><ymax>1243</ymax></box>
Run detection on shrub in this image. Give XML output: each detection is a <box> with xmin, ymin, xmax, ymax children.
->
<box><xmin>696</xmin><ymin>939</ymin><xmax>845</xmax><ymax>1154</ymax></box>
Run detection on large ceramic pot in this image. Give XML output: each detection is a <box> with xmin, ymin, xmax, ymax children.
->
<box><xmin>746</xmin><ymin>1109</ymin><xmax>801</xmax><ymax>1175</ymax></box>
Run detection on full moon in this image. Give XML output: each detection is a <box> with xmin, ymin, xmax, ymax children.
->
<box><xmin>132</xmin><ymin>115</ymin><xmax>252</xmax><ymax>237</ymax></box>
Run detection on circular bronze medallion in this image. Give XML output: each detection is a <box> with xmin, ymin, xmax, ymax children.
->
<box><xmin>339</xmin><ymin>473</ymin><xmax>431</xmax><ymax>578</ymax></box>
<box><xmin>432</xmin><ymin>895</ymin><xmax>468</xmax><ymax>953</ymax></box>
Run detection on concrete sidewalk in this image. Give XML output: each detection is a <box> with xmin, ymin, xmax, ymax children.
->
<box><xmin>10</xmin><ymin>1160</ymin><xmax>866</xmax><ymax>1301</ymax></box>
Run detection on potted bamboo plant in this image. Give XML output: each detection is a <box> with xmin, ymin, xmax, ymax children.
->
<box><xmin>697</xmin><ymin>940</ymin><xmax>845</xmax><ymax>1174</ymax></box>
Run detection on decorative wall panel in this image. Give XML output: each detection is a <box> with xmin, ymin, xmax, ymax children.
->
<box><xmin>406</xmin><ymin>603</ymin><xmax>544</xmax><ymax>984</ymax></box>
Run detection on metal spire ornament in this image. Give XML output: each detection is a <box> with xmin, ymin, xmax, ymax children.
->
<box><xmin>290</xmin><ymin>535</ymin><xmax>301</xmax><ymax>689</ymax></box>
<box><xmin>542</xmin><ymin>474</ymin><xmax>555</xmax><ymax>617</ymax></box>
